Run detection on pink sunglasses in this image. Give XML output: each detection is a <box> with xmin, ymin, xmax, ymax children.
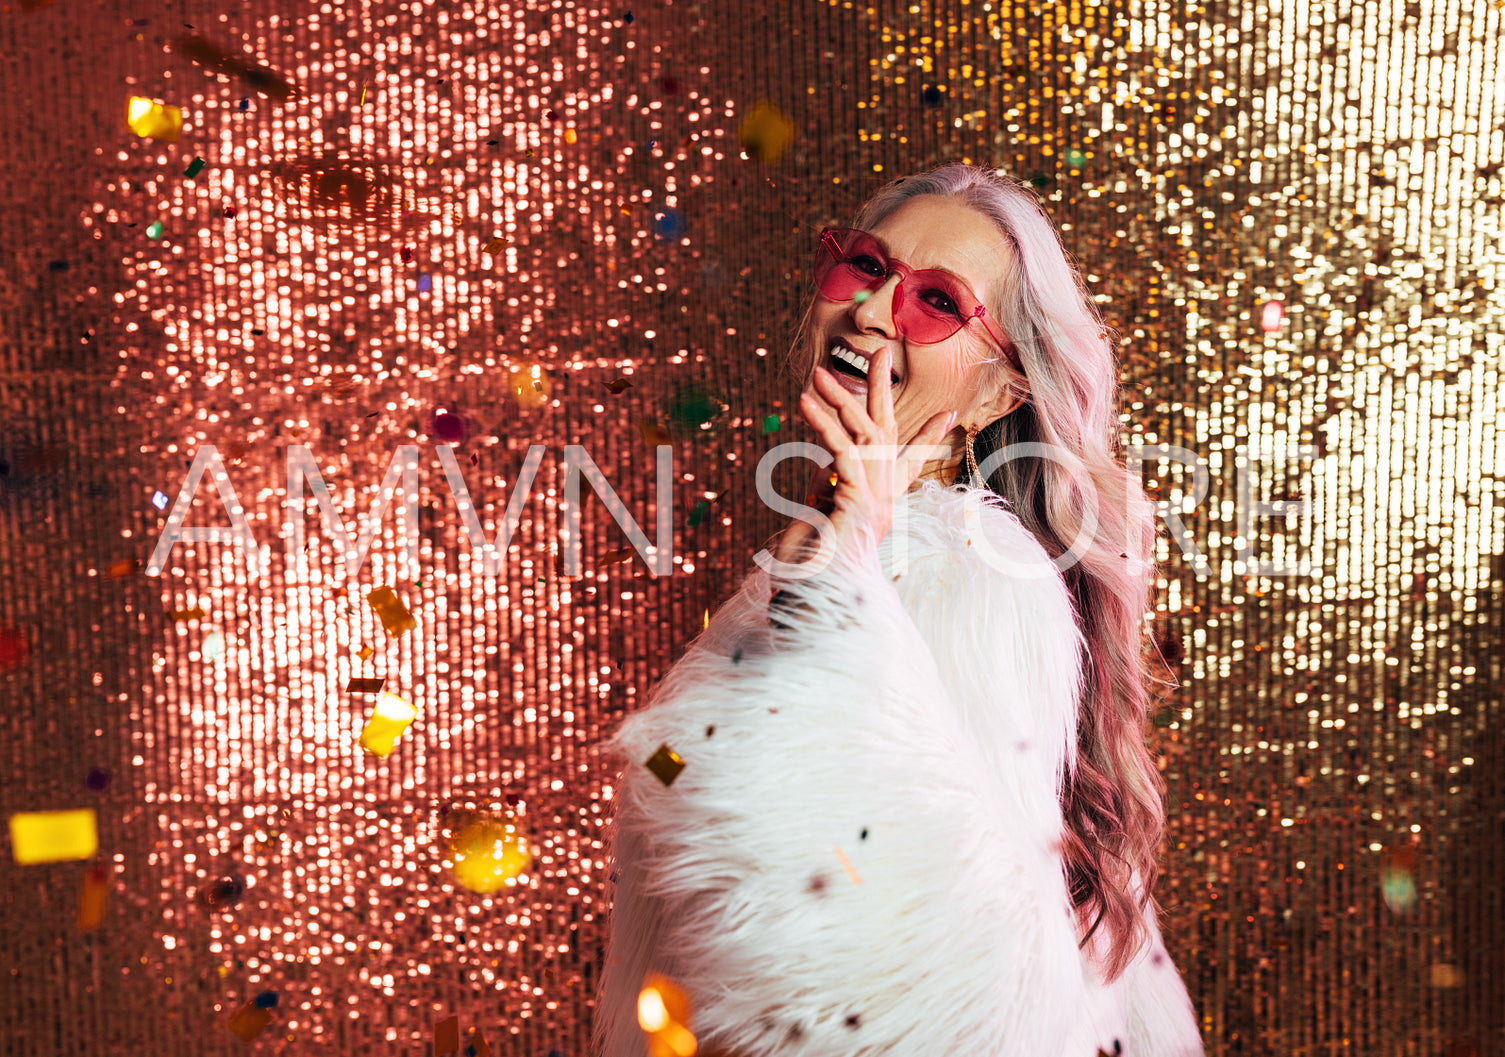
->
<box><xmin>815</xmin><ymin>227</ymin><xmax>1017</xmax><ymax>366</ymax></box>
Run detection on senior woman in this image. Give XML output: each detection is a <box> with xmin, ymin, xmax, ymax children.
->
<box><xmin>593</xmin><ymin>165</ymin><xmax>1204</xmax><ymax>1056</ymax></box>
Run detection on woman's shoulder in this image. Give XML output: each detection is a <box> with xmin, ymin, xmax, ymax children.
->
<box><xmin>889</xmin><ymin>479</ymin><xmax>1066</xmax><ymax>588</ymax></box>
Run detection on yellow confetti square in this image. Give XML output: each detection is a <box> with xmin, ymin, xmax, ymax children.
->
<box><xmin>9</xmin><ymin>808</ymin><xmax>98</xmax><ymax>865</ymax></box>
<box><xmin>126</xmin><ymin>97</ymin><xmax>183</xmax><ymax>141</ymax></box>
<box><xmin>482</xmin><ymin>237</ymin><xmax>505</xmax><ymax>255</ymax></box>
<box><xmin>360</xmin><ymin>692</ymin><xmax>417</xmax><ymax>758</ymax></box>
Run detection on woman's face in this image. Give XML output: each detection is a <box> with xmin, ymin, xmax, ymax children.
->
<box><xmin>805</xmin><ymin>194</ymin><xmax>1023</xmax><ymax>449</ymax></box>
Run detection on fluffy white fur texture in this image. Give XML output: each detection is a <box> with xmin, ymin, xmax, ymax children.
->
<box><xmin>593</xmin><ymin>481</ymin><xmax>1203</xmax><ymax>1057</ymax></box>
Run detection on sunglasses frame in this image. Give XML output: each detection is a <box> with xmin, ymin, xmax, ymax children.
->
<box><xmin>815</xmin><ymin>227</ymin><xmax>1017</xmax><ymax>367</ymax></box>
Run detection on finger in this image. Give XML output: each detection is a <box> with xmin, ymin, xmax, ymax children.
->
<box><xmin>812</xmin><ymin>366</ymin><xmax>881</xmax><ymax>442</ymax></box>
<box><xmin>901</xmin><ymin>410</ymin><xmax>957</xmax><ymax>488</ymax></box>
<box><xmin>868</xmin><ymin>347</ymin><xmax>896</xmax><ymax>430</ymax></box>
<box><xmin>798</xmin><ymin>389</ymin><xmax>856</xmax><ymax>459</ymax></box>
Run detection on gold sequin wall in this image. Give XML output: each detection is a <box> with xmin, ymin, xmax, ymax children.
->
<box><xmin>0</xmin><ymin>0</ymin><xmax>1500</xmax><ymax>1052</ymax></box>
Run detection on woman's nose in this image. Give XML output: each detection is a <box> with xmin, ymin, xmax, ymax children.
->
<box><xmin>850</xmin><ymin>274</ymin><xmax>902</xmax><ymax>338</ymax></box>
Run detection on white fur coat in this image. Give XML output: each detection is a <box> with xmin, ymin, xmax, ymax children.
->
<box><xmin>594</xmin><ymin>481</ymin><xmax>1203</xmax><ymax>1057</ymax></box>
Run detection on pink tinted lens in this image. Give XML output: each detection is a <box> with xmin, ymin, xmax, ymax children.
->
<box><xmin>815</xmin><ymin>229</ymin><xmax>888</xmax><ymax>299</ymax></box>
<box><xmin>893</xmin><ymin>269</ymin><xmax>984</xmax><ymax>344</ymax></box>
<box><xmin>815</xmin><ymin>228</ymin><xmax>981</xmax><ymax>344</ymax></box>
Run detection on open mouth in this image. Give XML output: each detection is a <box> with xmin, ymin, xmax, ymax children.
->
<box><xmin>825</xmin><ymin>342</ymin><xmax>900</xmax><ymax>387</ymax></box>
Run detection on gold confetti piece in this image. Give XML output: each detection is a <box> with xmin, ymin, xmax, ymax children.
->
<box><xmin>76</xmin><ymin>864</ymin><xmax>108</xmax><ymax>931</ymax></box>
<box><xmin>738</xmin><ymin>100</ymin><xmax>794</xmax><ymax>164</ymax></box>
<box><xmin>9</xmin><ymin>809</ymin><xmax>98</xmax><ymax>865</ymax></box>
<box><xmin>345</xmin><ymin>676</ymin><xmax>386</xmax><ymax>694</ymax></box>
<box><xmin>644</xmin><ymin>744</ymin><xmax>686</xmax><ymax>787</ymax></box>
<box><xmin>638</xmin><ymin>973</ymin><xmax>697</xmax><ymax>1057</ymax></box>
<box><xmin>1430</xmin><ymin>963</ymin><xmax>1465</xmax><ymax>988</ymax></box>
<box><xmin>359</xmin><ymin>692</ymin><xmax>417</xmax><ymax>758</ymax></box>
<box><xmin>482</xmin><ymin>237</ymin><xmax>506</xmax><ymax>254</ymax></box>
<box><xmin>366</xmin><ymin>585</ymin><xmax>416</xmax><ymax>637</ymax></box>
<box><xmin>169</xmin><ymin>607</ymin><xmax>205</xmax><ymax>622</ymax></box>
<box><xmin>636</xmin><ymin>418</ymin><xmax>672</xmax><ymax>447</ymax></box>
<box><xmin>448</xmin><ymin>816</ymin><xmax>531</xmax><ymax>892</ymax></box>
<box><xmin>228</xmin><ymin>1002</ymin><xmax>272</xmax><ymax>1041</ymax></box>
<box><xmin>433</xmin><ymin>1014</ymin><xmax>459</xmax><ymax>1054</ymax></box>
<box><xmin>604</xmin><ymin>377</ymin><xmax>634</xmax><ymax>394</ymax></box>
<box><xmin>834</xmin><ymin>845</ymin><xmax>863</xmax><ymax>884</ymax></box>
<box><xmin>598</xmin><ymin>546</ymin><xmax>635</xmax><ymax>568</ymax></box>
<box><xmin>359</xmin><ymin>83</ymin><xmax>367</xmax><ymax>105</ymax></box>
<box><xmin>564</xmin><ymin>127</ymin><xmax>578</xmax><ymax>144</ymax></box>
<box><xmin>103</xmin><ymin>558</ymin><xmax>140</xmax><ymax>579</ymax></box>
<box><xmin>126</xmin><ymin>97</ymin><xmax>183</xmax><ymax>141</ymax></box>
<box><xmin>355</xmin><ymin>645</ymin><xmax>374</xmax><ymax>661</ymax></box>
<box><xmin>508</xmin><ymin>363</ymin><xmax>552</xmax><ymax>408</ymax></box>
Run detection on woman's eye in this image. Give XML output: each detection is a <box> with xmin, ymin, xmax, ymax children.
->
<box><xmin>921</xmin><ymin>288</ymin><xmax>963</xmax><ymax>317</ymax></box>
<box><xmin>848</xmin><ymin>253</ymin><xmax>886</xmax><ymax>277</ymax></box>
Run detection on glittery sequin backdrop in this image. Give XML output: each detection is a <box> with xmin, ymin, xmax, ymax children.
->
<box><xmin>1</xmin><ymin>0</ymin><xmax>1501</xmax><ymax>1053</ymax></box>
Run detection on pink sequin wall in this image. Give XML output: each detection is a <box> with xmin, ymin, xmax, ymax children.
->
<box><xmin>0</xmin><ymin>0</ymin><xmax>1501</xmax><ymax>1053</ymax></box>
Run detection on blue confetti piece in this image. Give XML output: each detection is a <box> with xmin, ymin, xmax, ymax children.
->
<box><xmin>652</xmin><ymin>208</ymin><xmax>685</xmax><ymax>240</ymax></box>
<box><xmin>417</xmin><ymin>272</ymin><xmax>433</xmax><ymax>292</ymax></box>
<box><xmin>152</xmin><ymin>490</ymin><xmax>168</xmax><ymax>510</ymax></box>
<box><xmin>238</xmin><ymin>98</ymin><xmax>251</xmax><ymax>110</ymax></box>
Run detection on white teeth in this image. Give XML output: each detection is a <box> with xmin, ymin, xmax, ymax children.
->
<box><xmin>829</xmin><ymin>344</ymin><xmax>870</xmax><ymax>377</ymax></box>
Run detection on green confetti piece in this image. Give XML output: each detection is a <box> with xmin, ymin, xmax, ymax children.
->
<box><xmin>146</xmin><ymin>220</ymin><xmax>164</xmax><ymax>239</ymax></box>
<box><xmin>184</xmin><ymin>156</ymin><xmax>206</xmax><ymax>178</ymax></box>
<box><xmin>761</xmin><ymin>413</ymin><xmax>781</xmax><ymax>433</ymax></box>
<box><xmin>687</xmin><ymin>498</ymin><xmax>711</xmax><ymax>527</ymax></box>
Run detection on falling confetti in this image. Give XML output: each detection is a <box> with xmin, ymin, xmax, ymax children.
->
<box><xmin>197</xmin><ymin>875</ymin><xmax>247</xmax><ymax>909</ymax></box>
<box><xmin>447</xmin><ymin>815</ymin><xmax>532</xmax><ymax>893</ymax></box>
<box><xmin>366</xmin><ymin>586</ymin><xmax>417</xmax><ymax>637</ymax></box>
<box><xmin>227</xmin><ymin>991</ymin><xmax>279</xmax><ymax>1040</ymax></box>
<box><xmin>644</xmin><ymin>744</ymin><xmax>686</xmax><ymax>786</ymax></box>
<box><xmin>1261</xmin><ymin>300</ymin><xmax>1286</xmax><ymax>332</ymax></box>
<box><xmin>637</xmin><ymin>973</ymin><xmax>696</xmax><ymax>1057</ymax></box>
<box><xmin>508</xmin><ymin>363</ymin><xmax>552</xmax><ymax>409</ymax></box>
<box><xmin>9</xmin><ymin>809</ymin><xmax>98</xmax><ymax>865</ymax></box>
<box><xmin>434</xmin><ymin>1014</ymin><xmax>460</xmax><ymax>1054</ymax></box>
<box><xmin>76</xmin><ymin>865</ymin><xmax>109</xmax><ymax>931</ymax></box>
<box><xmin>183</xmin><ymin>156</ymin><xmax>206</xmax><ymax>178</ymax></box>
<box><xmin>738</xmin><ymin>100</ymin><xmax>794</xmax><ymax>164</ymax></box>
<box><xmin>125</xmin><ymin>97</ymin><xmax>182</xmax><ymax>140</ymax></box>
<box><xmin>651</xmin><ymin>207</ymin><xmax>685</xmax><ymax>240</ymax></box>
<box><xmin>359</xmin><ymin>692</ymin><xmax>417</xmax><ymax>758</ymax></box>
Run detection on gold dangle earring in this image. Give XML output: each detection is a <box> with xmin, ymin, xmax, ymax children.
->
<box><xmin>964</xmin><ymin>426</ymin><xmax>981</xmax><ymax>485</ymax></box>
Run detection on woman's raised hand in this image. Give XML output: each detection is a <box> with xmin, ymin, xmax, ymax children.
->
<box><xmin>784</xmin><ymin>347</ymin><xmax>957</xmax><ymax>562</ymax></box>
